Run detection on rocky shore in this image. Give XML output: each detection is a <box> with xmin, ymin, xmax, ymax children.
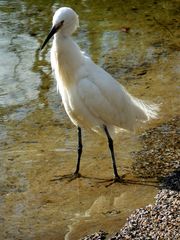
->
<box><xmin>81</xmin><ymin>117</ymin><xmax>180</xmax><ymax>240</ymax></box>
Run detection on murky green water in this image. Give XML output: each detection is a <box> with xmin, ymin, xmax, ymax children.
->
<box><xmin>0</xmin><ymin>0</ymin><xmax>179</xmax><ymax>239</ymax></box>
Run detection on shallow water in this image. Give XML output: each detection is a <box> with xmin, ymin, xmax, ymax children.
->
<box><xmin>0</xmin><ymin>0</ymin><xmax>179</xmax><ymax>239</ymax></box>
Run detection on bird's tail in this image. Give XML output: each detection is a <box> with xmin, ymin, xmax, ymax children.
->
<box><xmin>131</xmin><ymin>96</ymin><xmax>159</xmax><ymax>122</ymax></box>
<box><xmin>112</xmin><ymin>95</ymin><xmax>159</xmax><ymax>135</ymax></box>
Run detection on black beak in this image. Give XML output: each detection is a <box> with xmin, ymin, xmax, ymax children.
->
<box><xmin>40</xmin><ymin>21</ymin><xmax>64</xmax><ymax>50</ymax></box>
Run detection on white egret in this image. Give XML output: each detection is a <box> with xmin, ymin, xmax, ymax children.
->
<box><xmin>40</xmin><ymin>7</ymin><xmax>158</xmax><ymax>182</ymax></box>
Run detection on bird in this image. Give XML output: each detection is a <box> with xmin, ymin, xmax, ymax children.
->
<box><xmin>40</xmin><ymin>7</ymin><xmax>158</xmax><ymax>182</ymax></box>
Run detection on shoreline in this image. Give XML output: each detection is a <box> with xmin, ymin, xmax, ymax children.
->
<box><xmin>81</xmin><ymin>116</ymin><xmax>180</xmax><ymax>240</ymax></box>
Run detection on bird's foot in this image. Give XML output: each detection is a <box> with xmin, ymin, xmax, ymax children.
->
<box><xmin>69</xmin><ymin>171</ymin><xmax>81</xmax><ymax>181</ymax></box>
<box><xmin>105</xmin><ymin>174</ymin><xmax>126</xmax><ymax>187</ymax></box>
<box><xmin>114</xmin><ymin>175</ymin><xmax>125</xmax><ymax>183</ymax></box>
<box><xmin>50</xmin><ymin>172</ymin><xmax>82</xmax><ymax>182</ymax></box>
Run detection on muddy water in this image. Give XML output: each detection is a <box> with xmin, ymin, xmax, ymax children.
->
<box><xmin>0</xmin><ymin>0</ymin><xmax>179</xmax><ymax>239</ymax></box>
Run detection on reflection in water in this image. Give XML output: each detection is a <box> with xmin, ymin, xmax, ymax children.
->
<box><xmin>0</xmin><ymin>3</ymin><xmax>40</xmax><ymax>107</ymax></box>
<box><xmin>0</xmin><ymin>0</ymin><xmax>179</xmax><ymax>239</ymax></box>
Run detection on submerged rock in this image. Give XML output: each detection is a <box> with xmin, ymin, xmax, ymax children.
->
<box><xmin>82</xmin><ymin>230</ymin><xmax>108</xmax><ymax>240</ymax></box>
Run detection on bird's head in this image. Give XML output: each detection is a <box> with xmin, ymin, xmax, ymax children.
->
<box><xmin>40</xmin><ymin>7</ymin><xmax>79</xmax><ymax>50</ymax></box>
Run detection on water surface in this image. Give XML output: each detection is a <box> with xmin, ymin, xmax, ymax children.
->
<box><xmin>0</xmin><ymin>0</ymin><xmax>179</xmax><ymax>239</ymax></box>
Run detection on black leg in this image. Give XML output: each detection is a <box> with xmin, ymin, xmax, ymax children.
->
<box><xmin>50</xmin><ymin>127</ymin><xmax>83</xmax><ymax>182</ymax></box>
<box><xmin>74</xmin><ymin>126</ymin><xmax>83</xmax><ymax>177</ymax></box>
<box><xmin>104</xmin><ymin>125</ymin><xmax>123</xmax><ymax>182</ymax></box>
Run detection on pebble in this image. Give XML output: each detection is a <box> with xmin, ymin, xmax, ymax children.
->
<box><xmin>111</xmin><ymin>183</ymin><xmax>179</xmax><ymax>240</ymax></box>
<box><xmin>81</xmin><ymin>172</ymin><xmax>180</xmax><ymax>239</ymax></box>
<box><xmin>82</xmin><ymin>230</ymin><xmax>108</xmax><ymax>240</ymax></box>
<box><xmin>81</xmin><ymin>117</ymin><xmax>180</xmax><ymax>240</ymax></box>
<box><xmin>132</xmin><ymin>116</ymin><xmax>179</xmax><ymax>178</ymax></box>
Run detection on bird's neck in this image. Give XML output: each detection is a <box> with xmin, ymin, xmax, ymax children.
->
<box><xmin>54</xmin><ymin>34</ymin><xmax>84</xmax><ymax>88</ymax></box>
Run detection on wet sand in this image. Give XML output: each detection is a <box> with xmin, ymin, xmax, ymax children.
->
<box><xmin>0</xmin><ymin>0</ymin><xmax>179</xmax><ymax>239</ymax></box>
<box><xmin>81</xmin><ymin>116</ymin><xmax>180</xmax><ymax>239</ymax></box>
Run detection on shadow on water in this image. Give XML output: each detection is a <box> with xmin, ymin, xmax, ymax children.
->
<box><xmin>0</xmin><ymin>0</ymin><xmax>179</xmax><ymax>239</ymax></box>
<box><xmin>50</xmin><ymin>174</ymin><xmax>158</xmax><ymax>188</ymax></box>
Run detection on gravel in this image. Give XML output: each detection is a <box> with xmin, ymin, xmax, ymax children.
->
<box><xmin>81</xmin><ymin>171</ymin><xmax>180</xmax><ymax>240</ymax></box>
<box><xmin>111</xmin><ymin>177</ymin><xmax>180</xmax><ymax>239</ymax></box>
<box><xmin>81</xmin><ymin>117</ymin><xmax>180</xmax><ymax>240</ymax></box>
<box><xmin>82</xmin><ymin>230</ymin><xmax>108</xmax><ymax>240</ymax></box>
<box><xmin>132</xmin><ymin>116</ymin><xmax>179</xmax><ymax>178</ymax></box>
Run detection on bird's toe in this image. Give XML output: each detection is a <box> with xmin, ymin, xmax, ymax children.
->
<box><xmin>105</xmin><ymin>175</ymin><xmax>126</xmax><ymax>187</ymax></box>
<box><xmin>114</xmin><ymin>175</ymin><xmax>125</xmax><ymax>183</ymax></box>
<box><xmin>69</xmin><ymin>172</ymin><xmax>81</xmax><ymax>181</ymax></box>
<box><xmin>50</xmin><ymin>172</ymin><xmax>82</xmax><ymax>182</ymax></box>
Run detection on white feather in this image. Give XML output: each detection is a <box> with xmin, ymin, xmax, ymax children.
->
<box><xmin>50</xmin><ymin>8</ymin><xmax>158</xmax><ymax>137</ymax></box>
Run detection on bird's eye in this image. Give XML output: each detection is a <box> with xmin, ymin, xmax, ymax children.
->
<box><xmin>56</xmin><ymin>20</ymin><xmax>64</xmax><ymax>30</ymax></box>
